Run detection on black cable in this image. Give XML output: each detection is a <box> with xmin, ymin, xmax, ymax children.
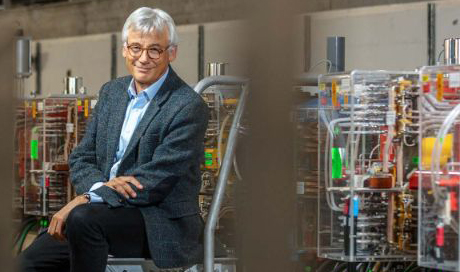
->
<box><xmin>317</xmin><ymin>260</ymin><xmax>336</xmax><ymax>272</ymax></box>
<box><xmin>333</xmin><ymin>263</ymin><xmax>348</xmax><ymax>272</ymax></box>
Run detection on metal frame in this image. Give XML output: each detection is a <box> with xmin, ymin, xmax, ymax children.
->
<box><xmin>193</xmin><ymin>75</ymin><xmax>248</xmax><ymax>272</ymax></box>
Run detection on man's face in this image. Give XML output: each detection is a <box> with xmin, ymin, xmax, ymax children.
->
<box><xmin>122</xmin><ymin>28</ymin><xmax>176</xmax><ymax>89</ymax></box>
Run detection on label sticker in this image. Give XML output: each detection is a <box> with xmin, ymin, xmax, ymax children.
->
<box><xmin>386</xmin><ymin>110</ymin><xmax>396</xmax><ymax>125</ymax></box>
<box><xmin>66</xmin><ymin>123</ymin><xmax>74</xmax><ymax>133</ymax></box>
<box><xmin>450</xmin><ymin>73</ymin><xmax>460</xmax><ymax>88</ymax></box>
<box><xmin>341</xmin><ymin>78</ymin><xmax>350</xmax><ymax>92</ymax></box>
<box><xmin>319</xmin><ymin>83</ymin><xmax>326</xmax><ymax>91</ymax></box>
<box><xmin>90</xmin><ymin>99</ymin><xmax>97</xmax><ymax>109</ymax></box>
<box><xmin>37</xmin><ymin>102</ymin><xmax>43</xmax><ymax>111</ymax></box>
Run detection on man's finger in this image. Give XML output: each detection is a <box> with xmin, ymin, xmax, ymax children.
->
<box><xmin>121</xmin><ymin>183</ymin><xmax>137</xmax><ymax>198</ymax></box>
<box><xmin>48</xmin><ymin>218</ymin><xmax>56</xmax><ymax>236</ymax></box>
<box><xmin>55</xmin><ymin>220</ymin><xmax>63</xmax><ymax>240</ymax></box>
<box><xmin>114</xmin><ymin>185</ymin><xmax>130</xmax><ymax>199</ymax></box>
<box><xmin>127</xmin><ymin>178</ymin><xmax>143</xmax><ymax>189</ymax></box>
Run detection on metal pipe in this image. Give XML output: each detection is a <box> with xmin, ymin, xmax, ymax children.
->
<box><xmin>203</xmin><ymin>83</ymin><xmax>248</xmax><ymax>272</ymax></box>
<box><xmin>327</xmin><ymin>36</ymin><xmax>345</xmax><ymax>73</ymax></box>
<box><xmin>428</xmin><ymin>3</ymin><xmax>436</xmax><ymax>66</ymax></box>
<box><xmin>193</xmin><ymin>75</ymin><xmax>248</xmax><ymax>95</ymax></box>
<box><xmin>444</xmin><ymin>38</ymin><xmax>460</xmax><ymax>65</ymax></box>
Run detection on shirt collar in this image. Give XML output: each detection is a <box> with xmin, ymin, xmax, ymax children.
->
<box><xmin>127</xmin><ymin>67</ymin><xmax>170</xmax><ymax>101</ymax></box>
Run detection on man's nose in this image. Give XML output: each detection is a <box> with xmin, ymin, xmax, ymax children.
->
<box><xmin>138</xmin><ymin>49</ymin><xmax>150</xmax><ymax>63</ymax></box>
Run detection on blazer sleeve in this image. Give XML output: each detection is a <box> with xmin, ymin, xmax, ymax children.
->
<box><xmin>92</xmin><ymin>96</ymin><xmax>209</xmax><ymax>207</ymax></box>
<box><xmin>69</xmin><ymin>83</ymin><xmax>109</xmax><ymax>194</ymax></box>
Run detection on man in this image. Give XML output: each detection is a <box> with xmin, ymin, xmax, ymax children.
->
<box><xmin>19</xmin><ymin>7</ymin><xmax>209</xmax><ymax>272</ymax></box>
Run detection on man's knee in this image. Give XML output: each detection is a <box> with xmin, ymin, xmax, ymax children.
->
<box><xmin>66</xmin><ymin>204</ymin><xmax>97</xmax><ymax>238</ymax></box>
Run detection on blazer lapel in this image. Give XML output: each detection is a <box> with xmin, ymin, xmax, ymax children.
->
<box><xmin>120</xmin><ymin>68</ymin><xmax>179</xmax><ymax>163</ymax></box>
<box><xmin>105</xmin><ymin>77</ymin><xmax>131</xmax><ymax>178</ymax></box>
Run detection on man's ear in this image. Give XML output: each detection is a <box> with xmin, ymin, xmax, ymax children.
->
<box><xmin>168</xmin><ymin>46</ymin><xmax>177</xmax><ymax>62</ymax></box>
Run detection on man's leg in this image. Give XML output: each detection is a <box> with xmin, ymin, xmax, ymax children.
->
<box><xmin>65</xmin><ymin>203</ymin><xmax>149</xmax><ymax>272</ymax></box>
<box><xmin>18</xmin><ymin>232</ymin><xmax>70</xmax><ymax>272</ymax></box>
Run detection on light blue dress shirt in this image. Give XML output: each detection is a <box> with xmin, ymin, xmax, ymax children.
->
<box><xmin>88</xmin><ymin>68</ymin><xmax>169</xmax><ymax>202</ymax></box>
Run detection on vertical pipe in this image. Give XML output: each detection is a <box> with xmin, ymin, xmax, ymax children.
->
<box><xmin>110</xmin><ymin>34</ymin><xmax>117</xmax><ymax>80</ymax></box>
<box><xmin>198</xmin><ymin>25</ymin><xmax>205</xmax><ymax>82</ymax></box>
<box><xmin>444</xmin><ymin>38</ymin><xmax>460</xmax><ymax>65</ymax></box>
<box><xmin>35</xmin><ymin>42</ymin><xmax>42</xmax><ymax>96</ymax></box>
<box><xmin>16</xmin><ymin>36</ymin><xmax>32</xmax><ymax>78</ymax></box>
<box><xmin>428</xmin><ymin>3</ymin><xmax>436</xmax><ymax>66</ymax></box>
<box><xmin>327</xmin><ymin>37</ymin><xmax>345</xmax><ymax>73</ymax></box>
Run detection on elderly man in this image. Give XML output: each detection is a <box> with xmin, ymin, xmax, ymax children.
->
<box><xmin>19</xmin><ymin>7</ymin><xmax>208</xmax><ymax>272</ymax></box>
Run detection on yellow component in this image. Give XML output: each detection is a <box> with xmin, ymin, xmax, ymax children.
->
<box><xmin>421</xmin><ymin>133</ymin><xmax>454</xmax><ymax>170</ymax></box>
<box><xmin>204</xmin><ymin>148</ymin><xmax>218</xmax><ymax>170</ymax></box>
<box><xmin>32</xmin><ymin>101</ymin><xmax>37</xmax><ymax>119</ymax></box>
<box><xmin>422</xmin><ymin>74</ymin><xmax>430</xmax><ymax>82</ymax></box>
<box><xmin>319</xmin><ymin>83</ymin><xmax>326</xmax><ymax>91</ymax></box>
<box><xmin>223</xmin><ymin>98</ymin><xmax>238</xmax><ymax>106</ymax></box>
<box><xmin>399</xmin><ymin>80</ymin><xmax>412</xmax><ymax>91</ymax></box>
<box><xmin>437</xmin><ymin>73</ymin><xmax>444</xmax><ymax>101</ymax></box>
<box><xmin>331</xmin><ymin>80</ymin><xmax>338</xmax><ymax>107</ymax></box>
<box><xmin>84</xmin><ymin>99</ymin><xmax>89</xmax><ymax>118</ymax></box>
<box><xmin>77</xmin><ymin>99</ymin><xmax>82</xmax><ymax>106</ymax></box>
<box><xmin>344</xmin><ymin>93</ymin><xmax>348</xmax><ymax>105</ymax></box>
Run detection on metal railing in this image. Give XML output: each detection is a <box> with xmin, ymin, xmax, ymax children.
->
<box><xmin>194</xmin><ymin>75</ymin><xmax>248</xmax><ymax>272</ymax></box>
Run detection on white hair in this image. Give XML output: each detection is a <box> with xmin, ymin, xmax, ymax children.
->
<box><xmin>122</xmin><ymin>7</ymin><xmax>178</xmax><ymax>49</ymax></box>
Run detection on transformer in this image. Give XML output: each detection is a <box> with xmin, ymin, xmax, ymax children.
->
<box><xmin>418</xmin><ymin>64</ymin><xmax>460</xmax><ymax>271</ymax></box>
<box><xmin>318</xmin><ymin>70</ymin><xmax>419</xmax><ymax>263</ymax></box>
<box><xmin>18</xmin><ymin>95</ymin><xmax>96</xmax><ymax>216</ymax></box>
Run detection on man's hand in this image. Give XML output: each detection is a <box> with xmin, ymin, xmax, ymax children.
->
<box><xmin>48</xmin><ymin>195</ymin><xmax>89</xmax><ymax>241</ymax></box>
<box><xmin>105</xmin><ymin>176</ymin><xmax>143</xmax><ymax>199</ymax></box>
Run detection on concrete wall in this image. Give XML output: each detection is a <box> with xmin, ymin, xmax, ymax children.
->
<box><xmin>24</xmin><ymin>21</ymin><xmax>247</xmax><ymax>96</ymax></box>
<box><xmin>309</xmin><ymin>2</ymin><xmax>428</xmax><ymax>72</ymax></box>
<box><xmin>436</xmin><ymin>0</ymin><xmax>460</xmax><ymax>58</ymax></box>
<box><xmin>308</xmin><ymin>0</ymin><xmax>460</xmax><ymax>73</ymax></box>
<box><xmin>204</xmin><ymin>20</ymin><xmax>248</xmax><ymax>77</ymax></box>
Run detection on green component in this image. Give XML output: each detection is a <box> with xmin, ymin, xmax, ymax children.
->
<box><xmin>304</xmin><ymin>266</ymin><xmax>312</xmax><ymax>272</ymax></box>
<box><xmin>30</xmin><ymin>140</ymin><xmax>38</xmax><ymax>160</ymax></box>
<box><xmin>412</xmin><ymin>156</ymin><xmax>419</xmax><ymax>165</ymax></box>
<box><xmin>331</xmin><ymin>147</ymin><xmax>342</xmax><ymax>179</ymax></box>
<box><xmin>44</xmin><ymin>220</ymin><xmax>49</xmax><ymax>227</ymax></box>
<box><xmin>205</xmin><ymin>159</ymin><xmax>213</xmax><ymax>166</ymax></box>
<box><xmin>204</xmin><ymin>152</ymin><xmax>213</xmax><ymax>158</ymax></box>
<box><xmin>334</xmin><ymin>126</ymin><xmax>340</xmax><ymax>135</ymax></box>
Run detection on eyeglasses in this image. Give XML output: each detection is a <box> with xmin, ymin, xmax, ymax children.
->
<box><xmin>125</xmin><ymin>42</ymin><xmax>170</xmax><ymax>60</ymax></box>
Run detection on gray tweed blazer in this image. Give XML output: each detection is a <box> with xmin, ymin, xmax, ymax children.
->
<box><xmin>69</xmin><ymin>67</ymin><xmax>209</xmax><ymax>268</ymax></box>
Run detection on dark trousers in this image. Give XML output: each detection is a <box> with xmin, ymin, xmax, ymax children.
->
<box><xmin>18</xmin><ymin>203</ymin><xmax>150</xmax><ymax>272</ymax></box>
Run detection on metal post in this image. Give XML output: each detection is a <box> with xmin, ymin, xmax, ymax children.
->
<box><xmin>327</xmin><ymin>36</ymin><xmax>345</xmax><ymax>73</ymax></box>
<box><xmin>193</xmin><ymin>76</ymin><xmax>248</xmax><ymax>272</ymax></box>
<box><xmin>428</xmin><ymin>3</ymin><xmax>436</xmax><ymax>66</ymax></box>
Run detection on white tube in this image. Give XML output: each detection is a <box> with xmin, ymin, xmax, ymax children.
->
<box><xmin>431</xmin><ymin>103</ymin><xmax>460</xmax><ymax>200</ymax></box>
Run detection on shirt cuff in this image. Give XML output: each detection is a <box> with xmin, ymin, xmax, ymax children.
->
<box><xmin>87</xmin><ymin>182</ymin><xmax>105</xmax><ymax>203</ymax></box>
